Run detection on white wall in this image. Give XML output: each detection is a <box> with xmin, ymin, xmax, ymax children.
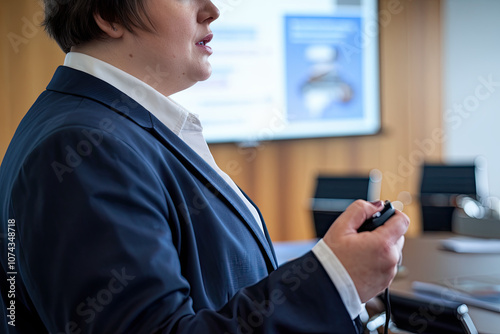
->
<box><xmin>443</xmin><ymin>0</ymin><xmax>500</xmax><ymax>198</ymax></box>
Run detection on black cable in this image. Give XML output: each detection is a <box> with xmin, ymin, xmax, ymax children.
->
<box><xmin>383</xmin><ymin>288</ymin><xmax>391</xmax><ymax>334</ymax></box>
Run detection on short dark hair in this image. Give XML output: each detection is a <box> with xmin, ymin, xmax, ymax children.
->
<box><xmin>42</xmin><ymin>0</ymin><xmax>153</xmax><ymax>53</ymax></box>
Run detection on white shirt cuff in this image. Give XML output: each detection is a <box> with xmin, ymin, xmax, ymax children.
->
<box><xmin>312</xmin><ymin>239</ymin><xmax>364</xmax><ymax>320</ymax></box>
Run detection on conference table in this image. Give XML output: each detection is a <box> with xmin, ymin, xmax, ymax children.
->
<box><xmin>390</xmin><ymin>233</ymin><xmax>500</xmax><ymax>334</ymax></box>
<box><xmin>273</xmin><ymin>233</ymin><xmax>500</xmax><ymax>334</ymax></box>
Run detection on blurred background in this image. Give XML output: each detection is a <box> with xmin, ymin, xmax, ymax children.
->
<box><xmin>2</xmin><ymin>0</ymin><xmax>499</xmax><ymax>242</ymax></box>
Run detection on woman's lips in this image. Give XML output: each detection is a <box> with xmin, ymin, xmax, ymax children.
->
<box><xmin>196</xmin><ymin>33</ymin><xmax>214</xmax><ymax>54</ymax></box>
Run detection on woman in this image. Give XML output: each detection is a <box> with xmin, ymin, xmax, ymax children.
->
<box><xmin>0</xmin><ymin>0</ymin><xmax>408</xmax><ymax>333</ymax></box>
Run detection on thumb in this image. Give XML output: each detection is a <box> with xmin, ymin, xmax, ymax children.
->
<box><xmin>338</xmin><ymin>200</ymin><xmax>385</xmax><ymax>232</ymax></box>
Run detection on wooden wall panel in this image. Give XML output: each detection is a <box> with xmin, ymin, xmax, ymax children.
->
<box><xmin>0</xmin><ymin>4</ymin><xmax>11</xmax><ymax>161</ymax></box>
<box><xmin>0</xmin><ymin>0</ymin><xmax>65</xmax><ymax>161</ymax></box>
<box><xmin>1</xmin><ymin>0</ymin><xmax>442</xmax><ymax>241</ymax></box>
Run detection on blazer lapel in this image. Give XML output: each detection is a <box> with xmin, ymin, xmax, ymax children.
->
<box><xmin>46</xmin><ymin>66</ymin><xmax>278</xmax><ymax>270</ymax></box>
<box><xmin>149</xmin><ymin>116</ymin><xmax>278</xmax><ymax>270</ymax></box>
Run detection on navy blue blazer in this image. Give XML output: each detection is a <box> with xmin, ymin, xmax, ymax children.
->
<box><xmin>0</xmin><ymin>66</ymin><xmax>361</xmax><ymax>333</ymax></box>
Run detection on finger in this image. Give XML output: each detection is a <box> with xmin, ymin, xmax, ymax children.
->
<box><xmin>396</xmin><ymin>235</ymin><xmax>405</xmax><ymax>251</ymax></box>
<box><xmin>331</xmin><ymin>200</ymin><xmax>384</xmax><ymax>234</ymax></box>
<box><xmin>396</xmin><ymin>236</ymin><xmax>405</xmax><ymax>265</ymax></box>
<box><xmin>375</xmin><ymin>211</ymin><xmax>410</xmax><ymax>244</ymax></box>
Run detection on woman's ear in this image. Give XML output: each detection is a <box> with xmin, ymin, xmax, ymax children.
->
<box><xmin>94</xmin><ymin>13</ymin><xmax>123</xmax><ymax>38</ymax></box>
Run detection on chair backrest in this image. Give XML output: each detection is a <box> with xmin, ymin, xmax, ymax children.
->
<box><xmin>311</xmin><ymin>169</ymin><xmax>382</xmax><ymax>237</ymax></box>
<box><xmin>419</xmin><ymin>160</ymin><xmax>488</xmax><ymax>231</ymax></box>
<box><xmin>388</xmin><ymin>293</ymin><xmax>478</xmax><ymax>334</ymax></box>
<box><xmin>420</xmin><ymin>164</ymin><xmax>477</xmax><ymax>199</ymax></box>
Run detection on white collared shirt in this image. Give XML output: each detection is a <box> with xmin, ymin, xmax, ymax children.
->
<box><xmin>63</xmin><ymin>52</ymin><xmax>362</xmax><ymax>320</ymax></box>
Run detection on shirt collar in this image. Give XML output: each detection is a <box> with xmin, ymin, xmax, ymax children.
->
<box><xmin>63</xmin><ymin>52</ymin><xmax>200</xmax><ymax>136</ymax></box>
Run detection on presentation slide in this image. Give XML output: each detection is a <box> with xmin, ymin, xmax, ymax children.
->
<box><xmin>171</xmin><ymin>0</ymin><xmax>380</xmax><ymax>144</ymax></box>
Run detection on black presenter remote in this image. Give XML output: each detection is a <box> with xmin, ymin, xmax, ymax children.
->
<box><xmin>358</xmin><ymin>200</ymin><xmax>396</xmax><ymax>232</ymax></box>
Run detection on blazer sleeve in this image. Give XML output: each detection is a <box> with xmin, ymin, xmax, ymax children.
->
<box><xmin>11</xmin><ymin>127</ymin><xmax>360</xmax><ymax>334</ymax></box>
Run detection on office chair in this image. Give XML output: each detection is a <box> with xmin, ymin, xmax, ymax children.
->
<box><xmin>419</xmin><ymin>158</ymin><xmax>488</xmax><ymax>231</ymax></box>
<box><xmin>310</xmin><ymin>169</ymin><xmax>382</xmax><ymax>238</ymax></box>
<box><xmin>375</xmin><ymin>293</ymin><xmax>478</xmax><ymax>334</ymax></box>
